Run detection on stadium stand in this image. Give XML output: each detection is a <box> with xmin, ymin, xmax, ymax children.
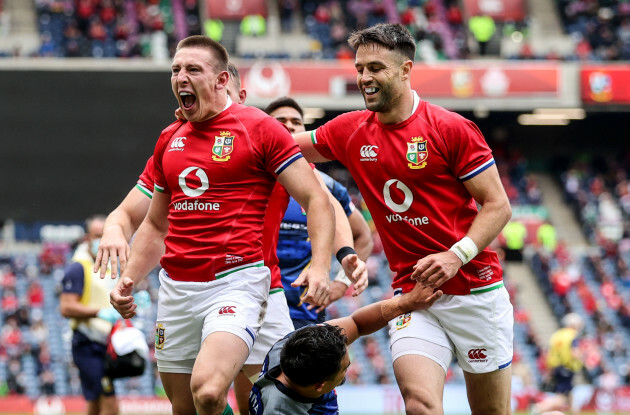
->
<box><xmin>32</xmin><ymin>0</ymin><xmax>202</xmax><ymax>58</ymax></box>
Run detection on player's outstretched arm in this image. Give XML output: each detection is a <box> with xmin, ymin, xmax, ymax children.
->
<box><xmin>412</xmin><ymin>164</ymin><xmax>511</xmax><ymax>289</ymax></box>
<box><xmin>95</xmin><ymin>187</ymin><xmax>151</xmax><ymax>279</ymax></box>
<box><xmin>294</xmin><ymin>131</ymin><xmax>331</xmax><ymax>163</ymax></box>
<box><xmin>327</xmin><ymin>282</ymin><xmax>443</xmax><ymax>345</ymax></box>
<box><xmin>278</xmin><ymin>158</ymin><xmax>334</xmax><ymax>307</ymax></box>
<box><xmin>111</xmin><ymin>191</ymin><xmax>168</xmax><ymax>319</ymax></box>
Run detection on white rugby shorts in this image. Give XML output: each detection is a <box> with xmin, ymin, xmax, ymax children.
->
<box><xmin>389</xmin><ymin>285</ymin><xmax>513</xmax><ymax>374</ymax></box>
<box><xmin>245</xmin><ymin>289</ymin><xmax>293</xmax><ymax>365</ymax></box>
<box><xmin>155</xmin><ymin>264</ymin><xmax>270</xmax><ymax>373</ymax></box>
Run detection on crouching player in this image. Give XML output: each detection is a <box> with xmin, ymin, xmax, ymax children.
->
<box><xmin>249</xmin><ymin>282</ymin><xmax>443</xmax><ymax>414</ymax></box>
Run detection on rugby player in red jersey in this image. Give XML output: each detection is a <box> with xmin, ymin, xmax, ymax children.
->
<box><xmin>108</xmin><ymin>36</ymin><xmax>335</xmax><ymax>415</ymax></box>
<box><xmin>294</xmin><ymin>23</ymin><xmax>513</xmax><ymax>415</ymax></box>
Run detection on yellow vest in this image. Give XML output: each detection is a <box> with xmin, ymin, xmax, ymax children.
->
<box><xmin>69</xmin><ymin>244</ymin><xmax>119</xmax><ymax>344</ymax></box>
<box><xmin>537</xmin><ymin>223</ymin><xmax>557</xmax><ymax>252</ymax></box>
<box><xmin>503</xmin><ymin>221</ymin><xmax>527</xmax><ymax>250</ymax></box>
<box><xmin>547</xmin><ymin>327</ymin><xmax>581</xmax><ymax>372</ymax></box>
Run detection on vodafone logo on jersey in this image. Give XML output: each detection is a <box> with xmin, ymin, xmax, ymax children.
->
<box><xmin>174</xmin><ymin>167</ymin><xmax>221</xmax><ymax>211</ymax></box>
<box><xmin>360</xmin><ymin>145</ymin><xmax>379</xmax><ymax>162</ymax></box>
<box><xmin>179</xmin><ymin>167</ymin><xmax>209</xmax><ymax>197</ymax></box>
<box><xmin>383</xmin><ymin>179</ymin><xmax>429</xmax><ymax>226</ymax></box>
<box><xmin>384</xmin><ymin>179</ymin><xmax>413</xmax><ymax>213</ymax></box>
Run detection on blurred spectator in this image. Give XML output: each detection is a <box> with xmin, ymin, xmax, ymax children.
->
<box><xmin>240</xmin><ymin>14</ymin><xmax>266</xmax><ymax>37</ymax></box>
<box><xmin>204</xmin><ymin>19</ymin><xmax>223</xmax><ymax>42</ymax></box>
<box><xmin>468</xmin><ymin>14</ymin><xmax>496</xmax><ymax>55</ymax></box>
<box><xmin>28</xmin><ymin>280</ymin><xmax>45</xmax><ymax>309</ymax></box>
<box><xmin>279</xmin><ymin>0</ymin><xmax>298</xmax><ymax>33</ymax></box>
<box><xmin>502</xmin><ymin>220</ymin><xmax>528</xmax><ymax>261</ymax></box>
<box><xmin>532</xmin><ymin>313</ymin><xmax>584</xmax><ymax>414</ymax></box>
<box><xmin>537</xmin><ymin>221</ymin><xmax>558</xmax><ymax>253</ymax></box>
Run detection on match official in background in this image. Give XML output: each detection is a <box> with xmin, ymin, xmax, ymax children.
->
<box><xmin>60</xmin><ymin>215</ymin><xmax>120</xmax><ymax>415</ymax></box>
<box><xmin>532</xmin><ymin>313</ymin><xmax>584</xmax><ymax>415</ymax></box>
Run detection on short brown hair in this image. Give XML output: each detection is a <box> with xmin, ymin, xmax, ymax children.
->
<box><xmin>348</xmin><ymin>23</ymin><xmax>416</xmax><ymax>62</ymax></box>
<box><xmin>176</xmin><ymin>35</ymin><xmax>229</xmax><ymax>72</ymax></box>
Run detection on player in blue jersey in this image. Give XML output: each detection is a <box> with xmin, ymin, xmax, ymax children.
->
<box><xmin>249</xmin><ymin>280</ymin><xmax>443</xmax><ymax>414</ymax></box>
<box><xmin>264</xmin><ymin>97</ymin><xmax>373</xmax><ymax>329</ymax></box>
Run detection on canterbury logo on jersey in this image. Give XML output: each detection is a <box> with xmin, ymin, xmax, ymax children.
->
<box><xmin>169</xmin><ymin>137</ymin><xmax>187</xmax><ymax>152</ymax></box>
<box><xmin>359</xmin><ymin>145</ymin><xmax>379</xmax><ymax>161</ymax></box>
<box><xmin>467</xmin><ymin>348</ymin><xmax>488</xmax><ymax>361</ymax></box>
<box><xmin>219</xmin><ymin>306</ymin><xmax>236</xmax><ymax>315</ymax></box>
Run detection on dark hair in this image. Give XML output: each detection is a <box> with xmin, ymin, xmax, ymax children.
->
<box><xmin>176</xmin><ymin>35</ymin><xmax>229</xmax><ymax>72</ymax></box>
<box><xmin>280</xmin><ymin>325</ymin><xmax>347</xmax><ymax>386</ymax></box>
<box><xmin>348</xmin><ymin>23</ymin><xmax>416</xmax><ymax>62</ymax></box>
<box><xmin>227</xmin><ymin>62</ymin><xmax>241</xmax><ymax>89</ymax></box>
<box><xmin>264</xmin><ymin>96</ymin><xmax>304</xmax><ymax>118</ymax></box>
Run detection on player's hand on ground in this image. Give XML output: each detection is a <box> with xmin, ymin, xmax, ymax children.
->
<box><xmin>94</xmin><ymin>227</ymin><xmax>130</xmax><ymax>279</ymax></box>
<box><xmin>399</xmin><ymin>281</ymin><xmax>443</xmax><ymax>312</ymax></box>
<box><xmin>292</xmin><ymin>267</ymin><xmax>330</xmax><ymax>309</ymax></box>
<box><xmin>341</xmin><ymin>254</ymin><xmax>368</xmax><ymax>296</ymax></box>
<box><xmin>110</xmin><ymin>277</ymin><xmax>137</xmax><ymax>319</ymax></box>
<box><xmin>411</xmin><ymin>251</ymin><xmax>462</xmax><ymax>289</ymax></box>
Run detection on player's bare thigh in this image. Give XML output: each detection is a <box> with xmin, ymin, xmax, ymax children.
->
<box><xmin>190</xmin><ymin>331</ymin><xmax>250</xmax><ymax>412</ymax></box>
<box><xmin>160</xmin><ymin>372</ymin><xmax>196</xmax><ymax>415</ymax></box>
<box><xmin>393</xmin><ymin>354</ymin><xmax>446</xmax><ymax>415</ymax></box>
<box><xmin>463</xmin><ymin>366</ymin><xmax>513</xmax><ymax>415</ymax></box>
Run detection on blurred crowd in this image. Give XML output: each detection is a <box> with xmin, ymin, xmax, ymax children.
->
<box><xmin>556</xmin><ymin>0</ymin><xmax>630</xmax><ymax>60</ymax></box>
<box><xmin>34</xmin><ymin>0</ymin><xmax>202</xmax><ymax>58</ymax></box>
<box><xmin>0</xmin><ymin>0</ymin><xmax>621</xmax><ymax>60</ymax></box>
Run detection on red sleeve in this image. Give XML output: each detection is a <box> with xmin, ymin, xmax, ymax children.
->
<box><xmin>153</xmin><ymin>120</ymin><xmax>185</xmax><ymax>194</ymax></box>
<box><xmin>135</xmin><ymin>156</ymin><xmax>155</xmax><ymax>197</ymax></box>
<box><xmin>312</xmin><ymin>111</ymin><xmax>364</xmax><ymax>165</ymax></box>
<box><xmin>439</xmin><ymin>114</ymin><xmax>494</xmax><ymax>181</ymax></box>
<box><xmin>259</xmin><ymin>117</ymin><xmax>302</xmax><ymax>176</ymax></box>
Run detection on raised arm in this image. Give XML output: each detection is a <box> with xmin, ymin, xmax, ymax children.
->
<box><xmin>277</xmin><ymin>158</ymin><xmax>335</xmax><ymax>307</ymax></box>
<box><xmin>95</xmin><ymin>186</ymin><xmax>151</xmax><ymax>278</ymax></box>
<box><xmin>327</xmin><ymin>282</ymin><xmax>443</xmax><ymax>344</ymax></box>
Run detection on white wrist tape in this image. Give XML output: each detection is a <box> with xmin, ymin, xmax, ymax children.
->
<box><xmin>449</xmin><ymin>236</ymin><xmax>479</xmax><ymax>265</ymax></box>
<box><xmin>334</xmin><ymin>268</ymin><xmax>352</xmax><ymax>287</ymax></box>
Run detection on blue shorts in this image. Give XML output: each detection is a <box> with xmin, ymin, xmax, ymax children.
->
<box><xmin>72</xmin><ymin>331</ymin><xmax>115</xmax><ymax>401</ymax></box>
<box><xmin>551</xmin><ymin>366</ymin><xmax>575</xmax><ymax>395</ymax></box>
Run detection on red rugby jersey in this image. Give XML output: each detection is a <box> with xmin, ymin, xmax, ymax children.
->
<box><xmin>151</xmin><ymin>104</ymin><xmax>302</xmax><ymax>282</ymax></box>
<box><xmin>312</xmin><ymin>93</ymin><xmax>503</xmax><ymax>295</ymax></box>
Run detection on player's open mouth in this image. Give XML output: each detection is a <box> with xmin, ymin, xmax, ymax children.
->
<box><xmin>364</xmin><ymin>87</ymin><xmax>379</xmax><ymax>96</ymax></box>
<box><xmin>180</xmin><ymin>91</ymin><xmax>196</xmax><ymax>110</ymax></box>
